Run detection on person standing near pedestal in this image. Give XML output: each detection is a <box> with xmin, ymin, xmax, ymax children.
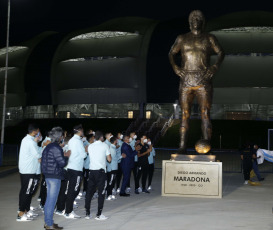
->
<box><xmin>147</xmin><ymin>138</ymin><xmax>156</xmax><ymax>191</ymax></box>
<box><xmin>135</xmin><ymin>135</ymin><xmax>152</xmax><ymax>194</ymax></box>
<box><xmin>169</xmin><ymin>10</ymin><xmax>225</xmax><ymax>153</ymax></box>
<box><xmin>241</xmin><ymin>145</ymin><xmax>253</xmax><ymax>185</ymax></box>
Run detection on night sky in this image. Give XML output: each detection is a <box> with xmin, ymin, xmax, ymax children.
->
<box><xmin>0</xmin><ymin>0</ymin><xmax>273</xmax><ymax>47</ymax></box>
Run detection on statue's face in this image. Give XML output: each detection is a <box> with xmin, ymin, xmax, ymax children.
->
<box><xmin>190</xmin><ymin>15</ymin><xmax>203</xmax><ymax>31</ymax></box>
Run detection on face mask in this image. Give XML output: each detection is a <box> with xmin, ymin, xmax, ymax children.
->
<box><xmin>129</xmin><ymin>137</ymin><xmax>132</xmax><ymax>142</ymax></box>
<box><xmin>35</xmin><ymin>132</ymin><xmax>40</xmax><ymax>138</ymax></box>
<box><xmin>148</xmin><ymin>141</ymin><xmax>152</xmax><ymax>145</ymax></box>
<box><xmin>92</xmin><ymin>131</ymin><xmax>95</xmax><ymax>135</ymax></box>
<box><xmin>133</xmin><ymin>135</ymin><xmax>137</xmax><ymax>139</ymax></box>
<box><xmin>120</xmin><ymin>134</ymin><xmax>123</xmax><ymax>140</ymax></box>
<box><xmin>82</xmin><ymin>137</ymin><xmax>87</xmax><ymax>142</ymax></box>
<box><xmin>143</xmin><ymin>139</ymin><xmax>148</xmax><ymax>143</ymax></box>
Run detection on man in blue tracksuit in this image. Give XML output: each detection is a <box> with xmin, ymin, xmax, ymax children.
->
<box><xmin>120</xmin><ymin>135</ymin><xmax>141</xmax><ymax>197</ymax></box>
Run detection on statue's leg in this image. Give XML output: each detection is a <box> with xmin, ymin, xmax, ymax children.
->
<box><xmin>196</xmin><ymin>86</ymin><xmax>213</xmax><ymax>140</ymax></box>
<box><xmin>179</xmin><ymin>86</ymin><xmax>195</xmax><ymax>153</ymax></box>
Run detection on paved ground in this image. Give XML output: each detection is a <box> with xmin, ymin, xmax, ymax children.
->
<box><xmin>0</xmin><ymin>170</ymin><xmax>273</xmax><ymax>230</ymax></box>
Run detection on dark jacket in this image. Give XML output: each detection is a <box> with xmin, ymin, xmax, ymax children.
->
<box><xmin>120</xmin><ymin>142</ymin><xmax>137</xmax><ymax>170</ymax></box>
<box><xmin>41</xmin><ymin>142</ymin><xmax>68</xmax><ymax>180</ymax></box>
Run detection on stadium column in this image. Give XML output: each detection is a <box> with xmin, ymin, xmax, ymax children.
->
<box><xmin>139</xmin><ymin>103</ymin><xmax>146</xmax><ymax>119</ymax></box>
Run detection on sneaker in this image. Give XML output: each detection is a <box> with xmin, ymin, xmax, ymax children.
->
<box><xmin>148</xmin><ymin>186</ymin><xmax>152</xmax><ymax>191</ymax></box>
<box><xmin>27</xmin><ymin>210</ymin><xmax>39</xmax><ymax>217</ymax></box>
<box><xmin>16</xmin><ymin>213</ymin><xmax>33</xmax><ymax>222</ymax></box>
<box><xmin>85</xmin><ymin>214</ymin><xmax>92</xmax><ymax>220</ymax></box>
<box><xmin>126</xmin><ymin>187</ymin><xmax>131</xmax><ymax>193</ymax></box>
<box><xmin>244</xmin><ymin>180</ymin><xmax>248</xmax><ymax>185</ymax></box>
<box><xmin>64</xmin><ymin>211</ymin><xmax>81</xmax><ymax>219</ymax></box>
<box><xmin>55</xmin><ymin>210</ymin><xmax>64</xmax><ymax>216</ymax></box>
<box><xmin>135</xmin><ymin>189</ymin><xmax>139</xmax><ymax>194</ymax></box>
<box><xmin>30</xmin><ymin>206</ymin><xmax>37</xmax><ymax>211</ymax></box>
<box><xmin>37</xmin><ymin>197</ymin><xmax>41</xmax><ymax>202</ymax></box>
<box><xmin>76</xmin><ymin>195</ymin><xmax>83</xmax><ymax>200</ymax></box>
<box><xmin>106</xmin><ymin>195</ymin><xmax>112</xmax><ymax>201</ymax></box>
<box><xmin>74</xmin><ymin>201</ymin><xmax>78</xmax><ymax>205</ymax></box>
<box><xmin>111</xmin><ymin>195</ymin><xmax>117</xmax><ymax>200</ymax></box>
<box><xmin>39</xmin><ymin>204</ymin><xmax>44</xmax><ymax>210</ymax></box>
<box><xmin>95</xmin><ymin>214</ymin><xmax>108</xmax><ymax>221</ymax></box>
<box><xmin>142</xmin><ymin>189</ymin><xmax>150</xmax><ymax>194</ymax></box>
<box><xmin>138</xmin><ymin>187</ymin><xmax>142</xmax><ymax>193</ymax></box>
<box><xmin>112</xmin><ymin>188</ymin><xmax>116</xmax><ymax>195</ymax></box>
<box><xmin>44</xmin><ymin>223</ymin><xmax>63</xmax><ymax>230</ymax></box>
<box><xmin>78</xmin><ymin>192</ymin><xmax>83</xmax><ymax>197</ymax></box>
<box><xmin>116</xmin><ymin>188</ymin><xmax>120</xmax><ymax>194</ymax></box>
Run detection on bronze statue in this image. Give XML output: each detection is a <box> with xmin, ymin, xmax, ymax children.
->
<box><xmin>169</xmin><ymin>10</ymin><xmax>225</xmax><ymax>153</ymax></box>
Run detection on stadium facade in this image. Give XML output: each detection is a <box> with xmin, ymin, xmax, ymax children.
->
<box><xmin>1</xmin><ymin>11</ymin><xmax>273</xmax><ymax>122</ymax></box>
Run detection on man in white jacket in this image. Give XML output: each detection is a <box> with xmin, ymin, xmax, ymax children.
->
<box><xmin>17</xmin><ymin>124</ymin><xmax>43</xmax><ymax>222</ymax></box>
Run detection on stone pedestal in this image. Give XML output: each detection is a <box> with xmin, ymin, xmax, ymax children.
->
<box><xmin>162</xmin><ymin>160</ymin><xmax>222</xmax><ymax>198</ymax></box>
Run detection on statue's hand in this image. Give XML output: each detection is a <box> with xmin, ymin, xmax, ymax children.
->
<box><xmin>174</xmin><ymin>66</ymin><xmax>186</xmax><ymax>78</ymax></box>
<box><xmin>206</xmin><ymin>65</ymin><xmax>218</xmax><ymax>79</ymax></box>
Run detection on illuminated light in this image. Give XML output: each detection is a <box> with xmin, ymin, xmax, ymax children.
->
<box><xmin>146</xmin><ymin>111</ymin><xmax>151</xmax><ymax>119</ymax></box>
<box><xmin>213</xmin><ymin>27</ymin><xmax>273</xmax><ymax>33</ymax></box>
<box><xmin>61</xmin><ymin>56</ymin><xmax>124</xmax><ymax>63</ymax></box>
<box><xmin>0</xmin><ymin>46</ymin><xmax>28</xmax><ymax>56</ymax></box>
<box><xmin>70</xmin><ymin>31</ymin><xmax>139</xmax><ymax>41</ymax></box>
<box><xmin>195</xmin><ymin>139</ymin><xmax>211</xmax><ymax>154</ymax></box>
<box><xmin>67</xmin><ymin>112</ymin><xmax>70</xmax><ymax>119</ymax></box>
<box><xmin>128</xmin><ymin>111</ymin><xmax>133</xmax><ymax>119</ymax></box>
<box><xmin>0</xmin><ymin>67</ymin><xmax>15</xmax><ymax>72</ymax></box>
<box><xmin>81</xmin><ymin>113</ymin><xmax>91</xmax><ymax>117</ymax></box>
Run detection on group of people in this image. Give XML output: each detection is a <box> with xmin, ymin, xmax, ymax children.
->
<box><xmin>240</xmin><ymin>144</ymin><xmax>264</xmax><ymax>184</ymax></box>
<box><xmin>17</xmin><ymin>124</ymin><xmax>156</xmax><ymax>229</ymax></box>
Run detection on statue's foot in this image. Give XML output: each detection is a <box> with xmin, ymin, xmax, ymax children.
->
<box><xmin>178</xmin><ymin>148</ymin><xmax>187</xmax><ymax>154</ymax></box>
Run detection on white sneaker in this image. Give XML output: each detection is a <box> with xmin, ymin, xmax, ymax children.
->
<box><xmin>95</xmin><ymin>214</ymin><xmax>108</xmax><ymax>221</ymax></box>
<box><xmin>112</xmin><ymin>188</ymin><xmax>116</xmax><ymax>195</ymax></box>
<box><xmin>16</xmin><ymin>214</ymin><xmax>33</xmax><ymax>222</ymax></box>
<box><xmin>148</xmin><ymin>186</ymin><xmax>152</xmax><ymax>191</ymax></box>
<box><xmin>30</xmin><ymin>206</ymin><xmax>37</xmax><ymax>211</ymax></box>
<box><xmin>27</xmin><ymin>210</ymin><xmax>38</xmax><ymax>217</ymax></box>
<box><xmin>85</xmin><ymin>214</ymin><xmax>92</xmax><ymax>220</ymax></box>
<box><xmin>55</xmin><ymin>210</ymin><xmax>64</xmax><ymax>216</ymax></box>
<box><xmin>126</xmin><ymin>187</ymin><xmax>131</xmax><ymax>193</ymax></box>
<box><xmin>106</xmin><ymin>195</ymin><xmax>112</xmax><ymax>201</ymax></box>
<box><xmin>76</xmin><ymin>195</ymin><xmax>83</xmax><ymax>200</ymax></box>
<box><xmin>244</xmin><ymin>180</ymin><xmax>249</xmax><ymax>185</ymax></box>
<box><xmin>138</xmin><ymin>187</ymin><xmax>142</xmax><ymax>193</ymax></box>
<box><xmin>37</xmin><ymin>197</ymin><xmax>41</xmax><ymax>202</ymax></box>
<box><xmin>64</xmin><ymin>211</ymin><xmax>81</xmax><ymax>219</ymax></box>
<box><xmin>39</xmin><ymin>204</ymin><xmax>44</xmax><ymax>210</ymax></box>
<box><xmin>78</xmin><ymin>192</ymin><xmax>83</xmax><ymax>196</ymax></box>
<box><xmin>74</xmin><ymin>201</ymin><xmax>78</xmax><ymax>205</ymax></box>
<box><xmin>116</xmin><ymin>188</ymin><xmax>120</xmax><ymax>194</ymax></box>
<box><xmin>111</xmin><ymin>195</ymin><xmax>117</xmax><ymax>200</ymax></box>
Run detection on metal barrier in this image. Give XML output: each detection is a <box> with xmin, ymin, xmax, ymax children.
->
<box><xmin>154</xmin><ymin>148</ymin><xmax>273</xmax><ymax>173</ymax></box>
<box><xmin>0</xmin><ymin>144</ymin><xmax>18</xmax><ymax>166</ymax></box>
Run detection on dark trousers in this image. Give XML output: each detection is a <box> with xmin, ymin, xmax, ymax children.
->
<box><xmin>32</xmin><ymin>174</ymin><xmax>41</xmax><ymax>197</ymax></box>
<box><xmin>252</xmin><ymin>161</ymin><xmax>261</xmax><ymax>180</ymax></box>
<box><xmin>39</xmin><ymin>174</ymin><xmax>47</xmax><ymax>206</ymax></box>
<box><xmin>121</xmin><ymin>167</ymin><xmax>131</xmax><ymax>194</ymax></box>
<box><xmin>65</xmin><ymin>169</ymin><xmax>83</xmax><ymax>214</ymax></box>
<box><xmin>107</xmin><ymin>170</ymin><xmax>117</xmax><ymax>196</ymax></box>
<box><xmin>56</xmin><ymin>170</ymin><xmax>68</xmax><ymax>211</ymax></box>
<box><xmin>85</xmin><ymin>169</ymin><xmax>107</xmax><ymax>217</ymax></box>
<box><xmin>83</xmin><ymin>168</ymin><xmax>90</xmax><ymax>193</ymax></box>
<box><xmin>116</xmin><ymin>163</ymin><xmax>122</xmax><ymax>189</ymax></box>
<box><xmin>148</xmin><ymin>164</ymin><xmax>154</xmax><ymax>187</ymax></box>
<box><xmin>136</xmin><ymin>164</ymin><xmax>149</xmax><ymax>190</ymax></box>
<box><xmin>127</xmin><ymin>162</ymin><xmax>138</xmax><ymax>189</ymax></box>
<box><xmin>243</xmin><ymin>162</ymin><xmax>252</xmax><ymax>181</ymax></box>
<box><xmin>19</xmin><ymin>173</ymin><xmax>36</xmax><ymax>212</ymax></box>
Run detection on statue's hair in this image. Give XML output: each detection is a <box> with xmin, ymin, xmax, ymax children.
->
<box><xmin>189</xmin><ymin>10</ymin><xmax>206</xmax><ymax>31</ymax></box>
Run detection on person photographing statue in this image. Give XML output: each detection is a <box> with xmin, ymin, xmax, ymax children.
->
<box><xmin>169</xmin><ymin>10</ymin><xmax>225</xmax><ymax>153</ymax></box>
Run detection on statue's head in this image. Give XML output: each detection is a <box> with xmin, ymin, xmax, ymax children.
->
<box><xmin>189</xmin><ymin>10</ymin><xmax>205</xmax><ymax>32</ymax></box>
